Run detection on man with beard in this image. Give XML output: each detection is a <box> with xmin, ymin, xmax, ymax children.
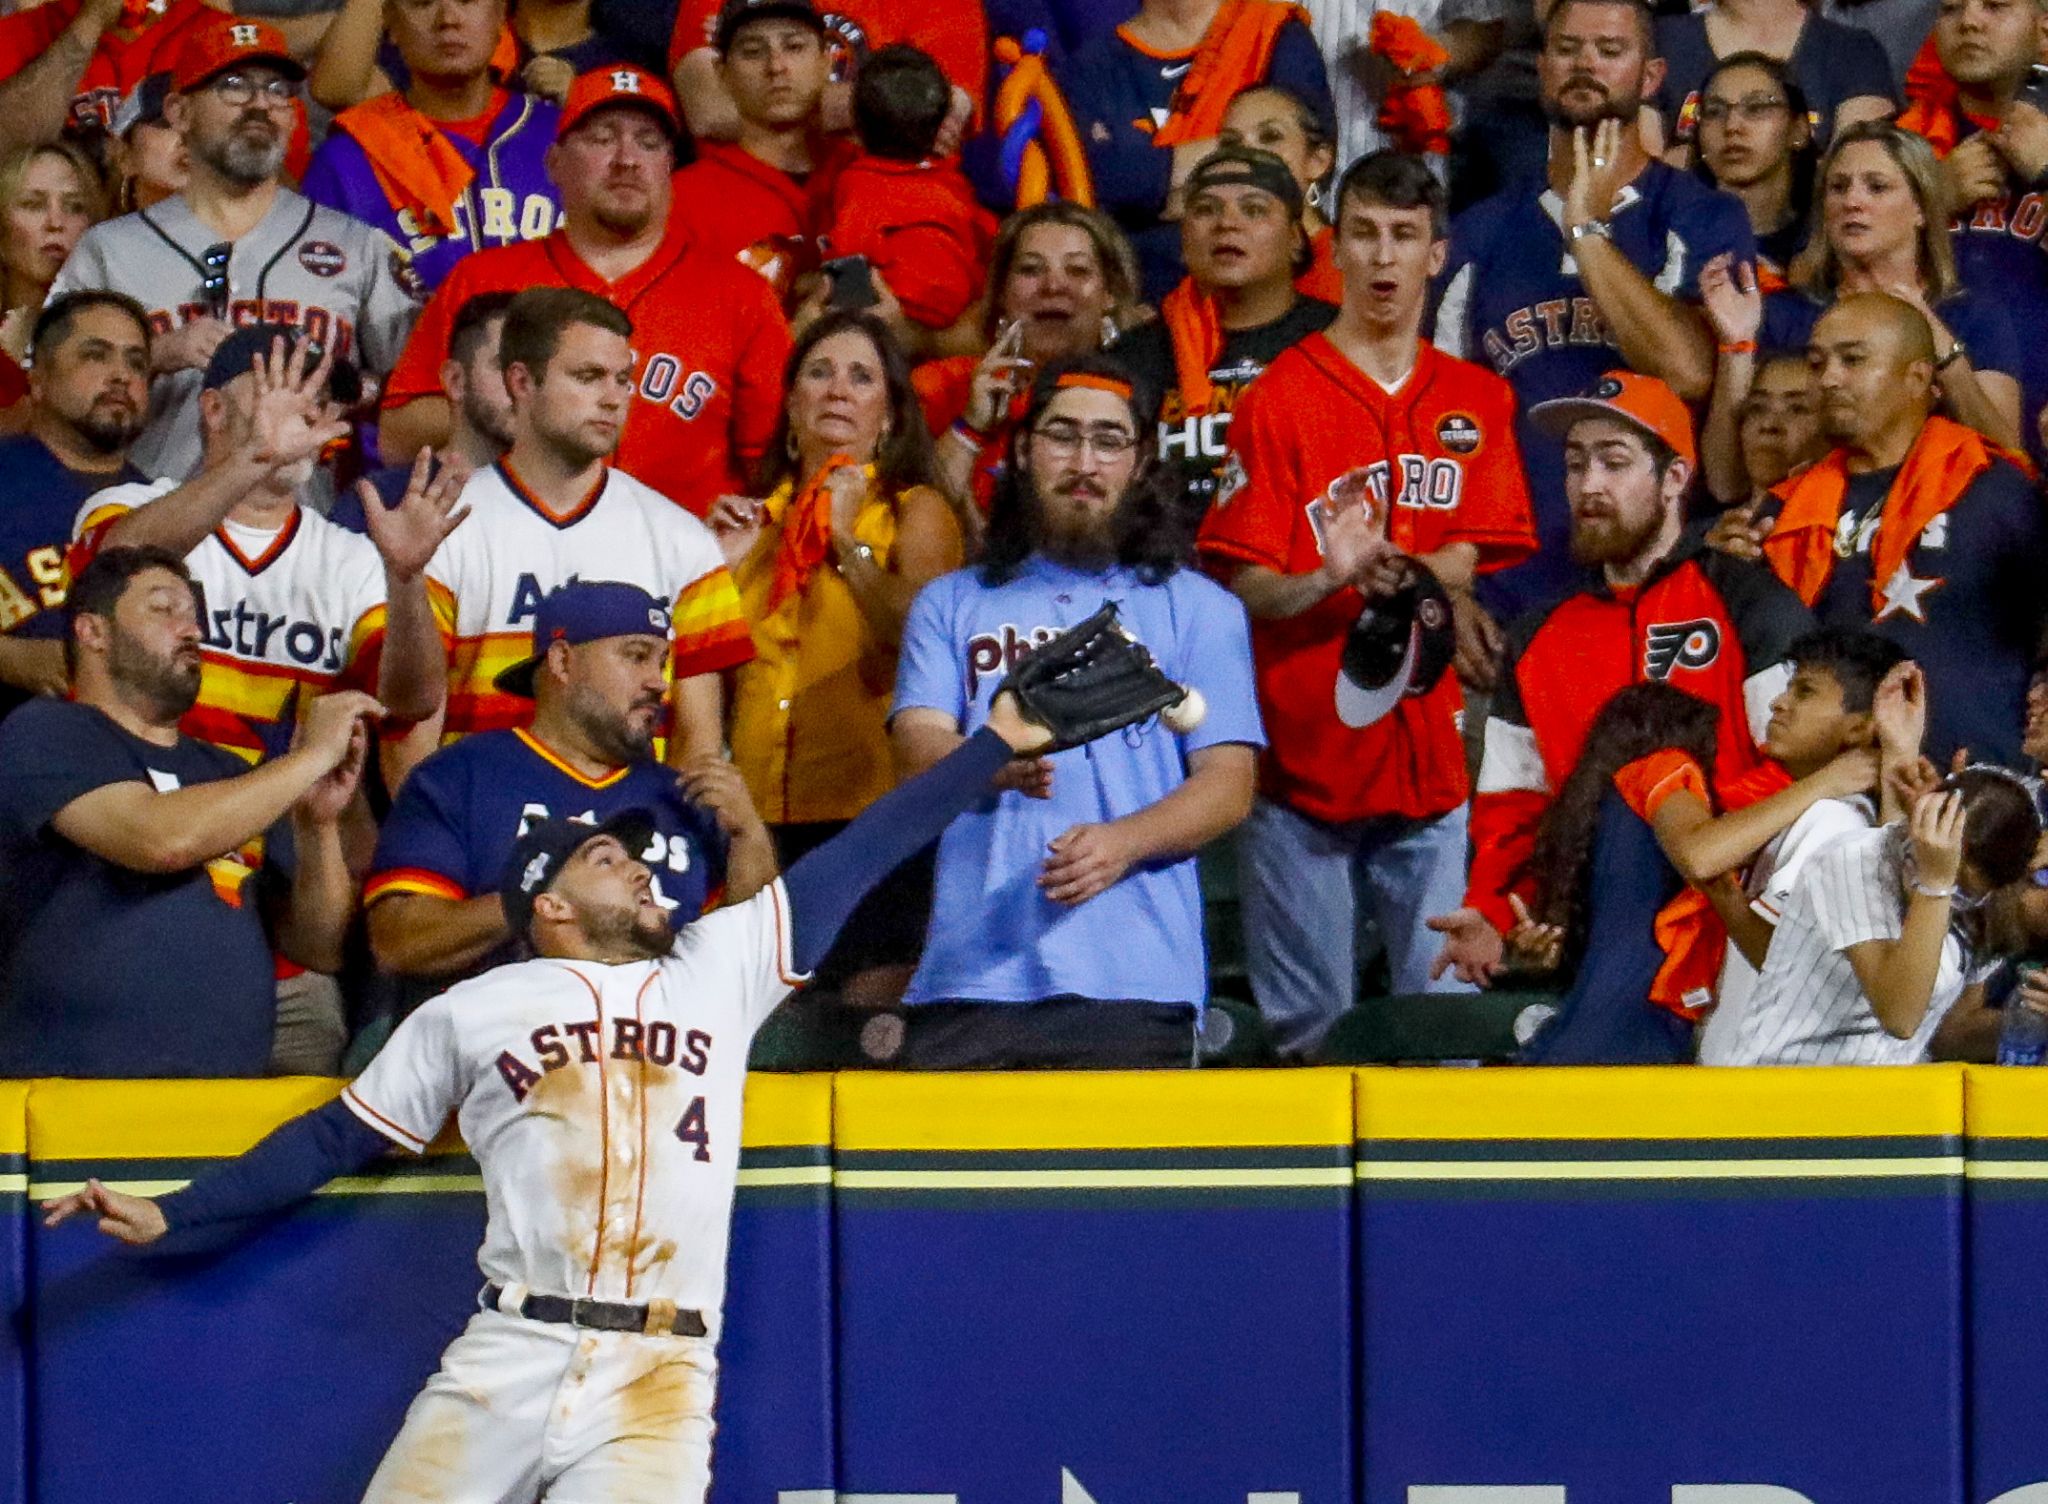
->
<box><xmin>1434</xmin><ymin>0</ymin><xmax>1753</xmax><ymax>625</ymax></box>
<box><xmin>379</xmin><ymin>65</ymin><xmax>794</xmax><ymax>515</ymax></box>
<box><xmin>1752</xmin><ymin>293</ymin><xmax>2048</xmax><ymax>766</ymax></box>
<box><xmin>889</xmin><ymin>355</ymin><xmax>1264</xmax><ymax>1068</ymax></box>
<box><xmin>51</xmin><ymin>15</ymin><xmax>425</xmax><ymax>486</ymax></box>
<box><xmin>422</xmin><ymin>288</ymin><xmax>755</xmax><ymax>764</ymax></box>
<box><xmin>0</xmin><ymin>292</ymin><xmax>150</xmax><ymax>721</ymax></box>
<box><xmin>1427</xmin><ymin>370</ymin><xmax>1813</xmax><ymax>986</ymax></box>
<box><xmin>0</xmin><ymin>546</ymin><xmax>377</xmax><ymax>1078</ymax></box>
<box><xmin>366</xmin><ymin>581</ymin><xmax>776</xmax><ymax>984</ymax></box>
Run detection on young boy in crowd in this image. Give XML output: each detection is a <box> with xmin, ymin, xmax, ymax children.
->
<box><xmin>823</xmin><ymin>43</ymin><xmax>993</xmax><ymax>331</ymax></box>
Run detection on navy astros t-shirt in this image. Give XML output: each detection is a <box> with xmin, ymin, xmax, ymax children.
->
<box><xmin>0</xmin><ymin>699</ymin><xmax>279</xmax><ymax>1078</ymax></box>
<box><xmin>1654</xmin><ymin>11</ymin><xmax>1896</xmax><ymax>149</ymax></box>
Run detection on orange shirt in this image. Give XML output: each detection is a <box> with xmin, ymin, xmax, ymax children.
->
<box><xmin>667</xmin><ymin>0</ymin><xmax>989</xmax><ymax>118</ymax></box>
<box><xmin>668</xmin><ymin>139</ymin><xmax>851</xmax><ymax>300</ymax></box>
<box><xmin>381</xmin><ymin>210</ymin><xmax>793</xmax><ymax>516</ymax></box>
<box><xmin>824</xmin><ymin>153</ymin><xmax>995</xmax><ymax>329</ymax></box>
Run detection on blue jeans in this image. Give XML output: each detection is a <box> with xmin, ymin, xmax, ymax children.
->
<box><xmin>1238</xmin><ymin>797</ymin><xmax>1475</xmax><ymax>1057</ymax></box>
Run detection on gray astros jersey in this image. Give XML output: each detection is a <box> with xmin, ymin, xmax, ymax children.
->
<box><xmin>50</xmin><ymin>187</ymin><xmax>424</xmax><ymax>482</ymax></box>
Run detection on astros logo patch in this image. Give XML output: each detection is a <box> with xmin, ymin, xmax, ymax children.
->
<box><xmin>1644</xmin><ymin>619</ymin><xmax>1721</xmax><ymax>679</ymax></box>
<box><xmin>1436</xmin><ymin>413</ymin><xmax>1482</xmax><ymax>455</ymax></box>
<box><xmin>298</xmin><ymin>241</ymin><xmax>346</xmax><ymax>278</ymax></box>
<box><xmin>230</xmin><ymin>22</ymin><xmax>261</xmax><ymax>45</ymax></box>
<box><xmin>609</xmin><ymin>69</ymin><xmax>642</xmax><ymax>93</ymax></box>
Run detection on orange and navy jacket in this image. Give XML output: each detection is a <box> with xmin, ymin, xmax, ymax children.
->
<box><xmin>1466</xmin><ymin>541</ymin><xmax>1815</xmax><ymax>937</ymax></box>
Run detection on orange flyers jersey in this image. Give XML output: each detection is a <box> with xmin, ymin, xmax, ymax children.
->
<box><xmin>381</xmin><ymin>214</ymin><xmax>793</xmax><ymax>516</ymax></box>
<box><xmin>75</xmin><ymin>485</ymin><xmax>388</xmax><ymax>763</ymax></box>
<box><xmin>1198</xmin><ymin>334</ymin><xmax>1537</xmax><ymax>823</ymax></box>
<box><xmin>425</xmin><ymin>462</ymin><xmax>754</xmax><ymax>739</ymax></box>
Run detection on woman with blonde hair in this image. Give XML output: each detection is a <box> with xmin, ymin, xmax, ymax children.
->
<box><xmin>1759</xmin><ymin>121</ymin><xmax>2021</xmax><ymax>450</ymax></box>
<box><xmin>0</xmin><ymin>141</ymin><xmax>103</xmax><ymax>364</ymax></box>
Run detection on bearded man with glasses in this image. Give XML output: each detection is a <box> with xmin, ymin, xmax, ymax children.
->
<box><xmin>51</xmin><ymin>15</ymin><xmax>424</xmax><ymax>489</ymax></box>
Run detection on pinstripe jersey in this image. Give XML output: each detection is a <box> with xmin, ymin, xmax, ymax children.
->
<box><xmin>425</xmin><ymin>463</ymin><xmax>754</xmax><ymax>740</ymax></box>
<box><xmin>342</xmin><ymin>878</ymin><xmax>806</xmax><ymax>1329</ymax></box>
<box><xmin>1704</xmin><ymin>823</ymin><xmax>1970</xmax><ymax>1065</ymax></box>
<box><xmin>74</xmin><ymin>484</ymin><xmax>389</xmax><ymax>764</ymax></box>
<box><xmin>48</xmin><ymin>189</ymin><xmax>425</xmax><ymax>483</ymax></box>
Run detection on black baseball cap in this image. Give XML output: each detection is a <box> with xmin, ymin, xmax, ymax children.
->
<box><xmin>1335</xmin><ymin>561</ymin><xmax>1455</xmax><ymax>729</ymax></box>
<box><xmin>493</xmin><ymin>581</ymin><xmax>674</xmax><ymax>698</ymax></box>
<box><xmin>501</xmin><ymin>811</ymin><xmax>657</xmax><ymax>940</ymax></box>
<box><xmin>111</xmin><ymin>72</ymin><xmax>173</xmax><ymax>137</ymax></box>
<box><xmin>715</xmin><ymin>0</ymin><xmax>825</xmax><ymax>53</ymax></box>
<box><xmin>201</xmin><ymin>322</ymin><xmax>363</xmax><ymax>405</ymax></box>
<box><xmin>1183</xmin><ymin>145</ymin><xmax>1304</xmax><ymax>219</ymax></box>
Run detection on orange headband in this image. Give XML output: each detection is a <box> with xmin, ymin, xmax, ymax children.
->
<box><xmin>1055</xmin><ymin>371</ymin><xmax>1133</xmax><ymax>399</ymax></box>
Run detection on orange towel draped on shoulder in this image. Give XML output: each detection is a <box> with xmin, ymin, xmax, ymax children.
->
<box><xmin>1896</xmin><ymin>34</ymin><xmax>1998</xmax><ymax>157</ymax></box>
<box><xmin>1159</xmin><ymin>276</ymin><xmax>1225</xmax><ymax>416</ymax></box>
<box><xmin>1151</xmin><ymin>0</ymin><xmax>1312</xmax><ymax>146</ymax></box>
<box><xmin>333</xmin><ymin>92</ymin><xmax>480</xmax><ymax>238</ymax></box>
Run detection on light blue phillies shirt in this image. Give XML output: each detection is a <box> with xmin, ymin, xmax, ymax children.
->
<box><xmin>892</xmin><ymin>556</ymin><xmax>1264</xmax><ymax>1008</ymax></box>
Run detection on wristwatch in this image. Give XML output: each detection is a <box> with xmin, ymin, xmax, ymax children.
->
<box><xmin>1567</xmin><ymin>219</ymin><xmax>1613</xmax><ymax>243</ymax></box>
<box><xmin>838</xmin><ymin>542</ymin><xmax>876</xmax><ymax>569</ymax></box>
<box><xmin>1935</xmin><ymin>338</ymin><xmax>1968</xmax><ymax>371</ymax></box>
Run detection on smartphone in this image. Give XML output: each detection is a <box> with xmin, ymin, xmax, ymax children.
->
<box><xmin>822</xmin><ymin>255</ymin><xmax>878</xmax><ymax>311</ymax></box>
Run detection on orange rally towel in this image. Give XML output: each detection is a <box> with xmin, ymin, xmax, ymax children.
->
<box><xmin>1160</xmin><ymin>276</ymin><xmax>1224</xmax><ymax>417</ymax></box>
<box><xmin>1369</xmin><ymin>13</ymin><xmax>1452</xmax><ymax>155</ymax></box>
<box><xmin>1151</xmin><ymin>0</ymin><xmax>1311</xmax><ymax>146</ymax></box>
<box><xmin>1896</xmin><ymin>33</ymin><xmax>1998</xmax><ymax>158</ymax></box>
<box><xmin>335</xmin><ymin>92</ymin><xmax>480</xmax><ymax>238</ymax></box>
<box><xmin>1764</xmin><ymin>415</ymin><xmax>1994</xmax><ymax>611</ymax></box>
<box><xmin>768</xmin><ymin>454</ymin><xmax>858</xmax><ymax>610</ymax></box>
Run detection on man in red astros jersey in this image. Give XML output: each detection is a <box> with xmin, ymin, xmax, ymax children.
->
<box><xmin>1426</xmin><ymin>367</ymin><xmax>1815</xmax><ymax>988</ymax></box>
<box><xmin>379</xmin><ymin>65</ymin><xmax>793</xmax><ymax>516</ymax></box>
<box><xmin>1199</xmin><ymin>150</ymin><xmax>1537</xmax><ymax>1057</ymax></box>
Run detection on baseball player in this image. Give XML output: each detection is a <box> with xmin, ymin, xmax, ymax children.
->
<box><xmin>1197</xmin><ymin>150</ymin><xmax>1536</xmax><ymax>1053</ymax></box>
<box><xmin>49</xmin><ymin>15</ymin><xmax>424</xmax><ymax>484</ymax></box>
<box><xmin>378</xmin><ymin>64</ymin><xmax>793</xmax><ymax>516</ymax></box>
<box><xmin>40</xmin><ymin>617</ymin><xmax>1171</xmax><ymax>1502</ymax></box>
<box><xmin>423</xmin><ymin>287</ymin><xmax>754</xmax><ymax>763</ymax></box>
<box><xmin>72</xmin><ymin>324</ymin><xmax>466</xmax><ymax>765</ymax></box>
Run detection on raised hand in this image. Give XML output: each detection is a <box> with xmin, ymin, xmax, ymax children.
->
<box><xmin>1565</xmin><ymin>118</ymin><xmax>1631</xmax><ymax>231</ymax></box>
<box><xmin>1909</xmin><ymin>788</ymin><xmax>1967</xmax><ymax>893</ymax></box>
<box><xmin>42</xmin><ymin>1178</ymin><xmax>169</xmax><ymax>1245</ymax></box>
<box><xmin>363</xmin><ymin>448</ymin><xmax>472</xmax><ymax>583</ymax></box>
<box><xmin>1317</xmin><ymin>490</ymin><xmax>1390</xmax><ymax>590</ymax></box>
<box><xmin>1504</xmin><ymin>893</ymin><xmax>1565</xmax><ymax>973</ymax></box>
<box><xmin>1703</xmin><ymin>501</ymin><xmax>1773</xmax><ymax>561</ymax></box>
<box><xmin>706</xmin><ymin>495</ymin><xmax>766</xmax><ymax>568</ymax></box>
<box><xmin>1699</xmin><ymin>252</ymin><xmax>1762</xmax><ymax>346</ymax></box>
<box><xmin>965</xmin><ymin>320</ymin><xmax>1032</xmax><ymax>434</ymax></box>
<box><xmin>243</xmin><ymin>334</ymin><xmax>349</xmax><ymax>477</ymax></box>
<box><xmin>1871</xmin><ymin>660</ymin><xmax>1927</xmax><ymax>760</ymax></box>
<box><xmin>677</xmin><ymin>757</ymin><xmax>770</xmax><ymax>842</ymax></box>
<box><xmin>296</xmin><ymin>689</ymin><xmax>385</xmax><ymax>777</ymax></box>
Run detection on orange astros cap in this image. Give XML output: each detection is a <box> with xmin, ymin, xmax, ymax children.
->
<box><xmin>1529</xmin><ymin>370</ymin><xmax>1697</xmax><ymax>470</ymax></box>
<box><xmin>558</xmin><ymin>66</ymin><xmax>681</xmax><ymax>140</ymax></box>
<box><xmin>170</xmin><ymin>16</ymin><xmax>305</xmax><ymax>94</ymax></box>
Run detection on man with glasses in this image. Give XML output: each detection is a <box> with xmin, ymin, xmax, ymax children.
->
<box><xmin>52</xmin><ymin>15</ymin><xmax>424</xmax><ymax>486</ymax></box>
<box><xmin>888</xmin><ymin>356</ymin><xmax>1264</xmax><ymax>1069</ymax></box>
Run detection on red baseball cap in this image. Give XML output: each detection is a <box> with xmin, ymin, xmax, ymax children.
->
<box><xmin>1529</xmin><ymin>370</ymin><xmax>1697</xmax><ymax>469</ymax></box>
<box><xmin>170</xmin><ymin>15</ymin><xmax>305</xmax><ymax>94</ymax></box>
<box><xmin>557</xmin><ymin>66</ymin><xmax>681</xmax><ymax>141</ymax></box>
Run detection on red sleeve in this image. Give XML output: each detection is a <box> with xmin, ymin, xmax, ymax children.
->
<box><xmin>667</xmin><ymin>0</ymin><xmax>721</xmax><ymax>69</ymax></box>
<box><xmin>0</xmin><ymin>1</ymin><xmax>77</xmax><ymax>83</ymax></box>
<box><xmin>1195</xmin><ymin>376</ymin><xmax>1299</xmax><ymax>574</ymax></box>
<box><xmin>1464</xmin><ymin>787</ymin><xmax>1546</xmax><ymax>936</ymax></box>
<box><xmin>1458</xmin><ymin>379</ymin><xmax>1540</xmax><ymax>572</ymax></box>
<box><xmin>381</xmin><ymin>263</ymin><xmax>471</xmax><ymax>411</ymax></box>
<box><xmin>871</xmin><ymin>221</ymin><xmax>981</xmax><ymax>329</ymax></box>
<box><xmin>1612</xmin><ymin>749</ymin><xmax>1710</xmax><ymax>824</ymax></box>
<box><xmin>728</xmin><ymin>270</ymin><xmax>795</xmax><ymax>479</ymax></box>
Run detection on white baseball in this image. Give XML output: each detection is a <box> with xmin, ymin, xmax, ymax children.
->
<box><xmin>1162</xmin><ymin>687</ymin><xmax>1207</xmax><ymax>733</ymax></box>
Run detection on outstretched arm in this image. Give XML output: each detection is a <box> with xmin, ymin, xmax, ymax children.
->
<box><xmin>41</xmin><ymin>1098</ymin><xmax>395</xmax><ymax>1245</ymax></box>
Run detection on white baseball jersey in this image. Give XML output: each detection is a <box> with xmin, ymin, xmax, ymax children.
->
<box><xmin>50</xmin><ymin>188</ymin><xmax>424</xmax><ymax>482</ymax></box>
<box><xmin>1708</xmin><ymin>824</ymin><xmax>1971</xmax><ymax>1066</ymax></box>
<box><xmin>1698</xmin><ymin>794</ymin><xmax>1873</xmax><ymax>1062</ymax></box>
<box><xmin>342</xmin><ymin>879</ymin><xmax>806</xmax><ymax>1330</ymax></box>
<box><xmin>1305</xmin><ymin>0</ymin><xmax>1510</xmax><ymax>175</ymax></box>
<box><xmin>75</xmin><ymin>484</ymin><xmax>389</xmax><ymax>763</ymax></box>
<box><xmin>425</xmin><ymin>462</ymin><xmax>751</xmax><ymax>740</ymax></box>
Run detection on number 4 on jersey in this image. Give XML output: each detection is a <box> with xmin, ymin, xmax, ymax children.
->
<box><xmin>674</xmin><ymin>1096</ymin><xmax>710</xmax><ymax>1162</ymax></box>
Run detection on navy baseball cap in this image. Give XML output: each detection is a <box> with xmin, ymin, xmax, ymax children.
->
<box><xmin>201</xmin><ymin>322</ymin><xmax>363</xmax><ymax>405</ymax></box>
<box><xmin>500</xmin><ymin>810</ymin><xmax>657</xmax><ymax>940</ymax></box>
<box><xmin>1184</xmin><ymin>145</ymin><xmax>1304</xmax><ymax>219</ymax></box>
<box><xmin>1335</xmin><ymin>560</ymin><xmax>1455</xmax><ymax>729</ymax></box>
<box><xmin>493</xmin><ymin>581</ymin><xmax>674</xmax><ymax>698</ymax></box>
<box><xmin>111</xmin><ymin>72</ymin><xmax>172</xmax><ymax>137</ymax></box>
<box><xmin>715</xmin><ymin>0</ymin><xmax>824</xmax><ymax>53</ymax></box>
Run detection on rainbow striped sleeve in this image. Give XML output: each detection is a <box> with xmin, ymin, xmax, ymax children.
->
<box><xmin>364</xmin><ymin>866</ymin><xmax>469</xmax><ymax>905</ymax></box>
<box><xmin>671</xmin><ymin>566</ymin><xmax>754</xmax><ymax>678</ymax></box>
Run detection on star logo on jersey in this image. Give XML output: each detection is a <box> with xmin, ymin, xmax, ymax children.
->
<box><xmin>1644</xmin><ymin>618</ymin><xmax>1721</xmax><ymax>679</ymax></box>
<box><xmin>520</xmin><ymin>852</ymin><xmax>552</xmax><ymax>894</ymax></box>
<box><xmin>1874</xmin><ymin>562</ymin><xmax>1942</xmax><ymax>623</ymax></box>
<box><xmin>1092</xmin><ymin>120</ymin><xmax>1112</xmax><ymax>143</ymax></box>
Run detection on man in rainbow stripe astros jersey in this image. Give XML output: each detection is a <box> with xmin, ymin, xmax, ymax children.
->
<box><xmin>420</xmin><ymin>288</ymin><xmax>754</xmax><ymax>764</ymax></box>
<box><xmin>73</xmin><ymin>324</ymin><xmax>465</xmax><ymax>765</ymax></box>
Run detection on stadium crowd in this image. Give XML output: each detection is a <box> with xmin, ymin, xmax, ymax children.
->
<box><xmin>0</xmin><ymin>0</ymin><xmax>2044</xmax><ymax>1077</ymax></box>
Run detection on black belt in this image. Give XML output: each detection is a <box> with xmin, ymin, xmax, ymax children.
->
<box><xmin>480</xmin><ymin>1282</ymin><xmax>707</xmax><ymax>1338</ymax></box>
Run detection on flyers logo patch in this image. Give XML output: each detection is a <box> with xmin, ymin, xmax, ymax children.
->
<box><xmin>1644</xmin><ymin>619</ymin><xmax>1721</xmax><ymax>679</ymax></box>
<box><xmin>1436</xmin><ymin>413</ymin><xmax>1482</xmax><ymax>455</ymax></box>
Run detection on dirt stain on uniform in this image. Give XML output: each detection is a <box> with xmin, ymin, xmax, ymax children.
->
<box><xmin>529</xmin><ymin>1064</ymin><xmax>605</xmax><ymax>1268</ymax></box>
<box><xmin>363</xmin><ymin>1387</ymin><xmax>477</xmax><ymax>1502</ymax></box>
<box><xmin>595</xmin><ymin>1343</ymin><xmax>715</xmax><ymax>1498</ymax></box>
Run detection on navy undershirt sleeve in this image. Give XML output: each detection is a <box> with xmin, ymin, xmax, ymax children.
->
<box><xmin>157</xmin><ymin>1098</ymin><xmax>397</xmax><ymax>1234</ymax></box>
<box><xmin>783</xmin><ymin>727</ymin><xmax>1013</xmax><ymax>974</ymax></box>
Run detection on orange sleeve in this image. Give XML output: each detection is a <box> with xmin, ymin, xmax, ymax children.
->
<box><xmin>1716</xmin><ymin>757</ymin><xmax>1795</xmax><ymax>811</ymax></box>
<box><xmin>1464</xmin><ymin>786</ymin><xmax>1547</xmax><ymax>936</ymax></box>
<box><xmin>667</xmin><ymin>0</ymin><xmax>722</xmax><ymax>69</ymax></box>
<box><xmin>1612</xmin><ymin>749</ymin><xmax>1711</xmax><ymax>824</ymax></box>
<box><xmin>1458</xmin><ymin>381</ymin><xmax>1541</xmax><ymax>571</ymax></box>
<box><xmin>1195</xmin><ymin>376</ymin><xmax>1298</xmax><ymax>574</ymax></box>
<box><xmin>381</xmin><ymin>262</ymin><xmax>471</xmax><ymax>411</ymax></box>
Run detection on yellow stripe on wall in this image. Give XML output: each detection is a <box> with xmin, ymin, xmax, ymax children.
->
<box><xmin>27</xmin><ymin>1079</ymin><xmax>348</xmax><ymax>1160</ymax></box>
<box><xmin>740</xmin><ymin>1073</ymin><xmax>831</xmax><ymax>1150</ymax></box>
<box><xmin>1964</xmin><ymin>1066</ymin><xmax>2048</xmax><ymax>1141</ymax></box>
<box><xmin>1354</xmin><ymin>1065</ymin><xmax>1967</xmax><ymax>1142</ymax></box>
<box><xmin>0</xmin><ymin>1082</ymin><xmax>27</xmax><ymax>1157</ymax></box>
<box><xmin>835</xmin><ymin>1069</ymin><xmax>1356</xmax><ymax>1152</ymax></box>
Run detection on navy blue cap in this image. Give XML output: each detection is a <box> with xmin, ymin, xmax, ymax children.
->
<box><xmin>492</xmin><ymin>581</ymin><xmax>673</xmax><ymax>698</ymax></box>
<box><xmin>111</xmin><ymin>72</ymin><xmax>172</xmax><ymax>137</ymax></box>
<box><xmin>201</xmin><ymin>321</ymin><xmax>363</xmax><ymax>404</ymax></box>
<box><xmin>500</xmin><ymin>810</ymin><xmax>657</xmax><ymax>940</ymax></box>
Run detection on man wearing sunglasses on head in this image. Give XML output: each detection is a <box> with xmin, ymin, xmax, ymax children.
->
<box><xmin>52</xmin><ymin>15</ymin><xmax>424</xmax><ymax>491</ymax></box>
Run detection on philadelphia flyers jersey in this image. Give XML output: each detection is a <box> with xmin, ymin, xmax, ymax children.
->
<box><xmin>75</xmin><ymin>485</ymin><xmax>389</xmax><ymax>763</ymax></box>
<box><xmin>381</xmin><ymin>212</ymin><xmax>792</xmax><ymax>516</ymax></box>
<box><xmin>1199</xmin><ymin>334</ymin><xmax>1537</xmax><ymax>823</ymax></box>
<box><xmin>424</xmin><ymin>462</ymin><xmax>754</xmax><ymax>740</ymax></box>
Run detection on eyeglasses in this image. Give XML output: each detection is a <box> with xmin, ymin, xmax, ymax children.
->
<box><xmin>200</xmin><ymin>241</ymin><xmax>231</xmax><ymax>320</ymax></box>
<box><xmin>210</xmin><ymin>72</ymin><xmax>301</xmax><ymax>109</ymax></box>
<box><xmin>1030</xmin><ymin>422</ymin><xmax>1139</xmax><ymax>459</ymax></box>
<box><xmin>1697</xmin><ymin>94</ymin><xmax>1792</xmax><ymax>126</ymax></box>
